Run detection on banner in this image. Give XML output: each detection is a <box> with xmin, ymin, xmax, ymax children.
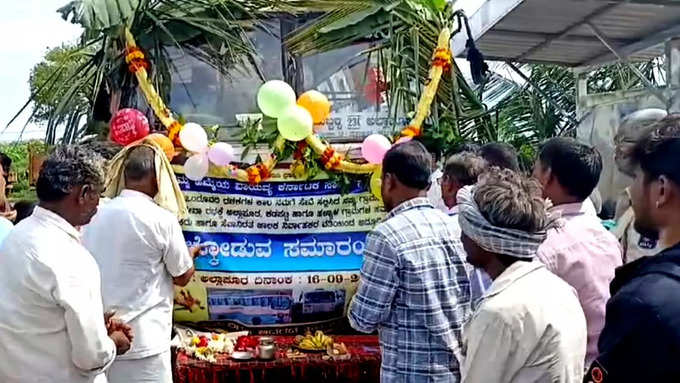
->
<box><xmin>173</xmin><ymin>175</ymin><xmax>384</xmax><ymax>333</ymax></box>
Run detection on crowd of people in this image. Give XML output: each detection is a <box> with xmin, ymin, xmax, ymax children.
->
<box><xmin>0</xmin><ymin>143</ymin><xmax>196</xmax><ymax>383</ymax></box>
<box><xmin>350</xmin><ymin>114</ymin><xmax>680</xmax><ymax>382</ymax></box>
<box><xmin>0</xmin><ymin>113</ymin><xmax>678</xmax><ymax>383</ymax></box>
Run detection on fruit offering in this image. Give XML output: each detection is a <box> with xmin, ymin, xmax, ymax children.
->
<box><xmin>296</xmin><ymin>331</ymin><xmax>333</xmax><ymax>351</ymax></box>
<box><xmin>329</xmin><ymin>342</ymin><xmax>348</xmax><ymax>356</ymax></box>
<box><xmin>327</xmin><ymin>342</ymin><xmax>350</xmax><ymax>360</ymax></box>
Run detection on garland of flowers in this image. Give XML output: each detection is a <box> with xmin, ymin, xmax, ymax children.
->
<box><xmin>399</xmin><ymin>27</ymin><xmax>452</xmax><ymax>139</ymax></box>
<box><xmin>123</xmin><ymin>27</ymin><xmax>451</xmax><ymax>184</ymax></box>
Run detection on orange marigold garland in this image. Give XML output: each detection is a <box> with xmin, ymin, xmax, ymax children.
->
<box><xmin>399</xmin><ymin>125</ymin><xmax>422</xmax><ymax>138</ymax></box>
<box><xmin>398</xmin><ymin>27</ymin><xmax>451</xmax><ymax>140</ymax></box>
<box><xmin>168</xmin><ymin>121</ymin><xmax>183</xmax><ymax>147</ymax></box>
<box><xmin>432</xmin><ymin>48</ymin><xmax>452</xmax><ymax>73</ymax></box>
<box><xmin>320</xmin><ymin>147</ymin><xmax>343</xmax><ymax>170</ymax></box>
<box><xmin>125</xmin><ymin>46</ymin><xmax>150</xmax><ymax>73</ymax></box>
<box><xmin>246</xmin><ymin>163</ymin><xmax>272</xmax><ymax>185</ymax></box>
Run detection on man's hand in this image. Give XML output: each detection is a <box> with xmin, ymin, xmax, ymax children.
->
<box><xmin>190</xmin><ymin>245</ymin><xmax>205</xmax><ymax>259</ymax></box>
<box><xmin>104</xmin><ymin>311</ymin><xmax>116</xmax><ymax>326</ymax></box>
<box><xmin>110</xmin><ymin>330</ymin><xmax>131</xmax><ymax>355</ymax></box>
<box><xmin>107</xmin><ymin>318</ymin><xmax>134</xmax><ymax>342</ymax></box>
<box><xmin>1</xmin><ymin>210</ymin><xmax>17</xmax><ymax>222</ymax></box>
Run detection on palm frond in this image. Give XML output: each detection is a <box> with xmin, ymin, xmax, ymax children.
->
<box><xmin>18</xmin><ymin>0</ymin><xmax>268</xmax><ymax>143</ymax></box>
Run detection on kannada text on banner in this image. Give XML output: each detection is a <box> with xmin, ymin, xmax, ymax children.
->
<box><xmin>173</xmin><ymin>175</ymin><xmax>384</xmax><ymax>333</ymax></box>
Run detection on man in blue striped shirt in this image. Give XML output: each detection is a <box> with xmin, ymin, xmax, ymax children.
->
<box><xmin>349</xmin><ymin>141</ymin><xmax>472</xmax><ymax>382</ymax></box>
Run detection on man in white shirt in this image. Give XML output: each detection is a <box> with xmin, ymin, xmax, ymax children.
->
<box><xmin>458</xmin><ymin>169</ymin><xmax>586</xmax><ymax>383</ymax></box>
<box><xmin>0</xmin><ymin>145</ymin><xmax>132</xmax><ymax>383</ymax></box>
<box><xmin>612</xmin><ymin>109</ymin><xmax>668</xmax><ymax>262</ymax></box>
<box><xmin>83</xmin><ymin>145</ymin><xmax>195</xmax><ymax>383</ymax></box>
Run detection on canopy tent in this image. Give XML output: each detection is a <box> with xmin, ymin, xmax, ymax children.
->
<box><xmin>450</xmin><ymin>0</ymin><xmax>680</xmax><ymax>210</ymax></box>
<box><xmin>451</xmin><ymin>0</ymin><xmax>680</xmax><ymax>69</ymax></box>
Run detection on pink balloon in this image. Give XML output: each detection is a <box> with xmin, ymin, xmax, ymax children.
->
<box><xmin>208</xmin><ymin>142</ymin><xmax>235</xmax><ymax>166</ymax></box>
<box><xmin>394</xmin><ymin>136</ymin><xmax>413</xmax><ymax>145</ymax></box>
<box><xmin>362</xmin><ymin>134</ymin><xmax>392</xmax><ymax>164</ymax></box>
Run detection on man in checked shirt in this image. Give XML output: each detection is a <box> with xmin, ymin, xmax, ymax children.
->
<box><xmin>348</xmin><ymin>140</ymin><xmax>472</xmax><ymax>383</ymax></box>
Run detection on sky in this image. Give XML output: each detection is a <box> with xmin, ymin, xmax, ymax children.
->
<box><xmin>0</xmin><ymin>0</ymin><xmax>484</xmax><ymax>143</ymax></box>
<box><xmin>0</xmin><ymin>0</ymin><xmax>81</xmax><ymax>142</ymax></box>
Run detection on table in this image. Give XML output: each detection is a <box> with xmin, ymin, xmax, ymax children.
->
<box><xmin>173</xmin><ymin>335</ymin><xmax>381</xmax><ymax>383</ymax></box>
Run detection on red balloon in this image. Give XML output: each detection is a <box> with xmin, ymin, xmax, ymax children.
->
<box><xmin>110</xmin><ymin>108</ymin><xmax>150</xmax><ymax>146</ymax></box>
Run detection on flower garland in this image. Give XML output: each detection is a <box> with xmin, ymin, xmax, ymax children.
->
<box><xmin>246</xmin><ymin>162</ymin><xmax>272</xmax><ymax>185</ymax></box>
<box><xmin>319</xmin><ymin>147</ymin><xmax>343</xmax><ymax>170</ymax></box>
<box><xmin>432</xmin><ymin>48</ymin><xmax>453</xmax><ymax>73</ymax></box>
<box><xmin>125</xmin><ymin>46</ymin><xmax>150</xmax><ymax>73</ymax></box>
<box><xmin>167</xmin><ymin>121</ymin><xmax>183</xmax><ymax>147</ymax></box>
<box><xmin>399</xmin><ymin>27</ymin><xmax>452</xmax><ymax>139</ymax></box>
<box><xmin>124</xmin><ymin>27</ymin><xmax>451</xmax><ymax>184</ymax></box>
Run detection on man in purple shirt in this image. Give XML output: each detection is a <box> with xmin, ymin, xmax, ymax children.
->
<box><xmin>533</xmin><ymin>137</ymin><xmax>622</xmax><ymax>365</ymax></box>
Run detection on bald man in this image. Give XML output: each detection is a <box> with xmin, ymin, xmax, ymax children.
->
<box><xmin>83</xmin><ymin>146</ymin><xmax>196</xmax><ymax>383</ymax></box>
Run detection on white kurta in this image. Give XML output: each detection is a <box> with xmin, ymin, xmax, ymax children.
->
<box><xmin>462</xmin><ymin>261</ymin><xmax>587</xmax><ymax>383</ymax></box>
<box><xmin>427</xmin><ymin>169</ymin><xmax>449</xmax><ymax>213</ymax></box>
<box><xmin>82</xmin><ymin>190</ymin><xmax>193</xmax><ymax>381</ymax></box>
<box><xmin>0</xmin><ymin>207</ymin><xmax>116</xmax><ymax>383</ymax></box>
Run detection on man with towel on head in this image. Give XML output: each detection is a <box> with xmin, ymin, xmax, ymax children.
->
<box><xmin>459</xmin><ymin>168</ymin><xmax>586</xmax><ymax>383</ymax></box>
<box><xmin>83</xmin><ymin>141</ymin><xmax>198</xmax><ymax>383</ymax></box>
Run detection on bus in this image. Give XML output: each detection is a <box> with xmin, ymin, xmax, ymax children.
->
<box><xmin>292</xmin><ymin>289</ymin><xmax>346</xmax><ymax>322</ymax></box>
<box><xmin>207</xmin><ymin>289</ymin><xmax>293</xmax><ymax>326</ymax></box>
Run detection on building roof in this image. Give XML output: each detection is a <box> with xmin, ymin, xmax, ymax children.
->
<box><xmin>452</xmin><ymin>0</ymin><xmax>680</xmax><ymax>69</ymax></box>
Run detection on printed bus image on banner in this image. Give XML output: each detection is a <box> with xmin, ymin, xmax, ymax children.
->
<box><xmin>172</xmin><ymin>174</ymin><xmax>384</xmax><ymax>333</ymax></box>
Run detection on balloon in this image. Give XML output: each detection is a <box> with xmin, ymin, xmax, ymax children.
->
<box><xmin>146</xmin><ymin>133</ymin><xmax>175</xmax><ymax>161</ymax></box>
<box><xmin>110</xmin><ymin>108</ymin><xmax>149</xmax><ymax>146</ymax></box>
<box><xmin>257</xmin><ymin>80</ymin><xmax>296</xmax><ymax>118</ymax></box>
<box><xmin>208</xmin><ymin>142</ymin><xmax>235</xmax><ymax>166</ymax></box>
<box><xmin>370</xmin><ymin>167</ymin><xmax>383</xmax><ymax>204</ymax></box>
<box><xmin>297</xmin><ymin>90</ymin><xmax>331</xmax><ymax>124</ymax></box>
<box><xmin>362</xmin><ymin>134</ymin><xmax>392</xmax><ymax>164</ymax></box>
<box><xmin>277</xmin><ymin>105</ymin><xmax>313</xmax><ymax>142</ymax></box>
<box><xmin>394</xmin><ymin>136</ymin><xmax>413</xmax><ymax>145</ymax></box>
<box><xmin>179</xmin><ymin>123</ymin><xmax>208</xmax><ymax>153</ymax></box>
<box><xmin>184</xmin><ymin>153</ymin><xmax>210</xmax><ymax>181</ymax></box>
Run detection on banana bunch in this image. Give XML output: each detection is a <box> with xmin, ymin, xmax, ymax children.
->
<box><xmin>297</xmin><ymin>331</ymin><xmax>333</xmax><ymax>350</ymax></box>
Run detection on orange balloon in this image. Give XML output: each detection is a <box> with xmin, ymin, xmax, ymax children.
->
<box><xmin>297</xmin><ymin>90</ymin><xmax>331</xmax><ymax>124</ymax></box>
<box><xmin>146</xmin><ymin>133</ymin><xmax>175</xmax><ymax>161</ymax></box>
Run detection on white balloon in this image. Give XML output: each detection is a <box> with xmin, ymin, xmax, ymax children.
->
<box><xmin>184</xmin><ymin>153</ymin><xmax>210</xmax><ymax>181</ymax></box>
<box><xmin>179</xmin><ymin>122</ymin><xmax>209</xmax><ymax>153</ymax></box>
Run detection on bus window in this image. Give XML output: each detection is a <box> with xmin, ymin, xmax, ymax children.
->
<box><xmin>305</xmin><ymin>291</ymin><xmax>335</xmax><ymax>304</ymax></box>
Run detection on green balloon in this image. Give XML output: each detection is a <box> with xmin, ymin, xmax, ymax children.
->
<box><xmin>257</xmin><ymin>80</ymin><xmax>296</xmax><ymax>118</ymax></box>
<box><xmin>277</xmin><ymin>105</ymin><xmax>313</xmax><ymax>141</ymax></box>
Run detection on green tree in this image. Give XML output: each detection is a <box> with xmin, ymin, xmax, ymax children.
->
<box><xmin>485</xmin><ymin>59</ymin><xmax>666</xmax><ymax>166</ymax></box>
<box><xmin>28</xmin><ymin>44</ymin><xmax>93</xmax><ymax>134</ymax></box>
<box><xmin>11</xmin><ymin>0</ymin><xmax>268</xmax><ymax>144</ymax></box>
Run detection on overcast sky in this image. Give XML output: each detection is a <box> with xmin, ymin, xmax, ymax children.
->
<box><xmin>0</xmin><ymin>0</ymin><xmax>81</xmax><ymax>142</ymax></box>
<box><xmin>0</xmin><ymin>0</ymin><xmax>484</xmax><ymax>143</ymax></box>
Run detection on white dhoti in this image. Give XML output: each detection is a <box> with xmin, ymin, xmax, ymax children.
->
<box><xmin>106</xmin><ymin>350</ymin><xmax>172</xmax><ymax>383</ymax></box>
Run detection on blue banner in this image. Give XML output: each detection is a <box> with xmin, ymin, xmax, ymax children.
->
<box><xmin>186</xmin><ymin>231</ymin><xmax>367</xmax><ymax>272</ymax></box>
<box><xmin>174</xmin><ymin>176</ymin><xmax>384</xmax><ymax>328</ymax></box>
<box><xmin>177</xmin><ymin>175</ymin><xmax>368</xmax><ymax>198</ymax></box>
